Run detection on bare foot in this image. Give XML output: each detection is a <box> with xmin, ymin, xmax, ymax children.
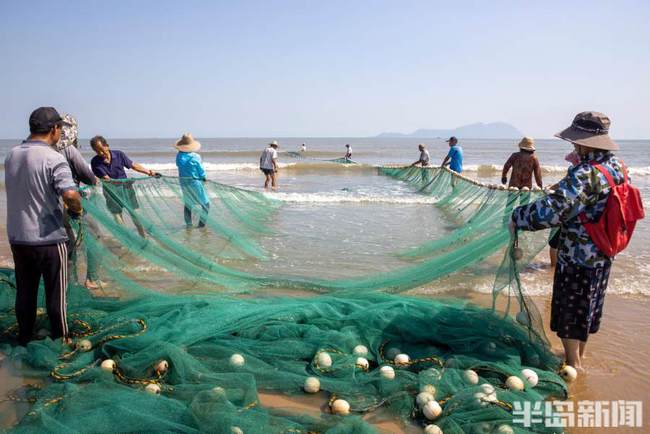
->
<box><xmin>85</xmin><ymin>279</ymin><xmax>100</xmax><ymax>290</ymax></box>
<box><xmin>85</xmin><ymin>281</ymin><xmax>120</xmax><ymax>298</ymax></box>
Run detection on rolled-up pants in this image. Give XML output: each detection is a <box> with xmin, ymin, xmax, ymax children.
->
<box><xmin>10</xmin><ymin>242</ymin><xmax>69</xmax><ymax>345</ymax></box>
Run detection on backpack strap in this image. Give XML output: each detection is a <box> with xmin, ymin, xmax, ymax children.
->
<box><xmin>589</xmin><ymin>160</ymin><xmax>627</xmax><ymax>188</ymax></box>
<box><xmin>579</xmin><ymin>160</ymin><xmax>624</xmax><ymax>225</ymax></box>
<box><xmin>591</xmin><ymin>163</ymin><xmax>616</xmax><ymax>188</ymax></box>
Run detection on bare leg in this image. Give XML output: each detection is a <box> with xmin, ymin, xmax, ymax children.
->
<box><xmin>264</xmin><ymin>174</ymin><xmax>271</xmax><ymax>189</ymax></box>
<box><xmin>271</xmin><ymin>172</ymin><xmax>277</xmax><ymax>190</ymax></box>
<box><xmin>550</xmin><ymin>248</ymin><xmax>558</xmax><ymax>267</ymax></box>
<box><xmin>126</xmin><ymin>211</ymin><xmax>146</xmax><ymax>238</ymax></box>
<box><xmin>113</xmin><ymin>213</ymin><xmax>125</xmax><ymax>226</ymax></box>
<box><xmin>579</xmin><ymin>341</ymin><xmax>587</xmax><ymax>359</ymax></box>
<box><xmin>132</xmin><ymin>217</ymin><xmax>146</xmax><ymax>238</ymax></box>
<box><xmin>561</xmin><ymin>338</ymin><xmax>583</xmax><ymax>370</ymax></box>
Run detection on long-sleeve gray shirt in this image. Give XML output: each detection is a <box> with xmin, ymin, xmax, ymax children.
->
<box><xmin>61</xmin><ymin>146</ymin><xmax>97</xmax><ymax>186</ymax></box>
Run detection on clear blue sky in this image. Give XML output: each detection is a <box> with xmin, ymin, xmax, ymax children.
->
<box><xmin>1</xmin><ymin>0</ymin><xmax>648</xmax><ymax>138</ymax></box>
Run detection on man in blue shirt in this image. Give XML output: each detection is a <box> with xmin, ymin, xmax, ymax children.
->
<box><xmin>441</xmin><ymin>136</ymin><xmax>463</xmax><ymax>173</ymax></box>
<box><xmin>90</xmin><ymin>135</ymin><xmax>157</xmax><ymax>237</ymax></box>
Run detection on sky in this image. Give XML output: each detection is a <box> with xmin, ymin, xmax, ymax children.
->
<box><xmin>0</xmin><ymin>0</ymin><xmax>649</xmax><ymax>139</ymax></box>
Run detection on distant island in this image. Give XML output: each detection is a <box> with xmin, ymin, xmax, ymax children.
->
<box><xmin>377</xmin><ymin>122</ymin><xmax>523</xmax><ymax>139</ymax></box>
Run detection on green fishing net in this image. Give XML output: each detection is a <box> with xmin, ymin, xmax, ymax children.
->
<box><xmin>0</xmin><ymin>167</ymin><xmax>565</xmax><ymax>433</ymax></box>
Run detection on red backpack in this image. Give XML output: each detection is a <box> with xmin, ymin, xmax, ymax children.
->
<box><xmin>580</xmin><ymin>162</ymin><xmax>644</xmax><ymax>257</ymax></box>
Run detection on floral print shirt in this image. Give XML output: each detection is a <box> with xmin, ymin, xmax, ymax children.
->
<box><xmin>512</xmin><ymin>151</ymin><xmax>625</xmax><ymax>268</ymax></box>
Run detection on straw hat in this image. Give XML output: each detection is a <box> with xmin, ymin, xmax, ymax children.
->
<box><xmin>555</xmin><ymin>111</ymin><xmax>619</xmax><ymax>151</ymax></box>
<box><xmin>269</xmin><ymin>140</ymin><xmax>279</xmax><ymax>148</ymax></box>
<box><xmin>175</xmin><ymin>133</ymin><xmax>201</xmax><ymax>152</ymax></box>
<box><xmin>518</xmin><ymin>137</ymin><xmax>535</xmax><ymax>151</ymax></box>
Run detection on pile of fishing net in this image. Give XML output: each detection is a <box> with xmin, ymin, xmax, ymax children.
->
<box><xmin>0</xmin><ymin>167</ymin><xmax>568</xmax><ymax>433</ymax></box>
<box><xmin>1</xmin><ymin>274</ymin><xmax>565</xmax><ymax>433</ymax></box>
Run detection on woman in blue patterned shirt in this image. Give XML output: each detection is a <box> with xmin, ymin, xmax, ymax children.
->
<box><xmin>511</xmin><ymin>111</ymin><xmax>625</xmax><ymax>372</ymax></box>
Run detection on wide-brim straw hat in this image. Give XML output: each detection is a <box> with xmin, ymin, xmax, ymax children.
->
<box><xmin>175</xmin><ymin>133</ymin><xmax>201</xmax><ymax>152</ymax></box>
<box><xmin>518</xmin><ymin>136</ymin><xmax>535</xmax><ymax>151</ymax></box>
<box><xmin>555</xmin><ymin>111</ymin><xmax>619</xmax><ymax>151</ymax></box>
<box><xmin>269</xmin><ymin>140</ymin><xmax>279</xmax><ymax>148</ymax></box>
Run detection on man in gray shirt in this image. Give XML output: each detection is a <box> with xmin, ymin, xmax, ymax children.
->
<box><xmin>411</xmin><ymin>144</ymin><xmax>431</xmax><ymax>167</ymax></box>
<box><xmin>4</xmin><ymin>107</ymin><xmax>83</xmax><ymax>345</ymax></box>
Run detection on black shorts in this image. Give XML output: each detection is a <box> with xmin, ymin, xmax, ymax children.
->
<box><xmin>103</xmin><ymin>182</ymin><xmax>140</xmax><ymax>214</ymax></box>
<box><xmin>548</xmin><ymin>230</ymin><xmax>560</xmax><ymax>249</ymax></box>
<box><xmin>551</xmin><ymin>261</ymin><xmax>611</xmax><ymax>341</ymax></box>
<box><xmin>260</xmin><ymin>168</ymin><xmax>275</xmax><ymax>176</ymax></box>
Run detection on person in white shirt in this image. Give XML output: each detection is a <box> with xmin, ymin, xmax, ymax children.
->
<box><xmin>344</xmin><ymin>144</ymin><xmax>352</xmax><ymax>160</ymax></box>
<box><xmin>411</xmin><ymin>144</ymin><xmax>430</xmax><ymax>167</ymax></box>
<box><xmin>300</xmin><ymin>143</ymin><xmax>307</xmax><ymax>152</ymax></box>
<box><xmin>259</xmin><ymin>140</ymin><xmax>279</xmax><ymax>190</ymax></box>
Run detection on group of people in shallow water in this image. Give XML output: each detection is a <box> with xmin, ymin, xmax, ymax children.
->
<box><xmin>4</xmin><ymin>107</ymin><xmax>642</xmax><ymax>376</ymax></box>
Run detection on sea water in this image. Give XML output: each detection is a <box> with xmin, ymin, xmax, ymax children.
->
<box><xmin>1</xmin><ymin>137</ymin><xmax>649</xmax><ymax>296</ymax></box>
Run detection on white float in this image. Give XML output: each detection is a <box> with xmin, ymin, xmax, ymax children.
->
<box><xmin>229</xmin><ymin>353</ymin><xmax>245</xmax><ymax>367</ymax></box>
<box><xmin>422</xmin><ymin>400</ymin><xmax>442</xmax><ymax>420</ymax></box>
<box><xmin>100</xmin><ymin>359</ymin><xmax>116</xmax><ymax>372</ymax></box>
<box><xmin>76</xmin><ymin>339</ymin><xmax>92</xmax><ymax>352</ymax></box>
<box><xmin>521</xmin><ymin>368</ymin><xmax>539</xmax><ymax>387</ymax></box>
<box><xmin>379</xmin><ymin>365</ymin><xmax>395</xmax><ymax>380</ymax></box>
<box><xmin>145</xmin><ymin>383</ymin><xmax>161</xmax><ymax>394</ymax></box>
<box><xmin>560</xmin><ymin>365</ymin><xmax>578</xmax><ymax>383</ymax></box>
<box><xmin>316</xmin><ymin>351</ymin><xmax>332</xmax><ymax>368</ymax></box>
<box><xmin>352</xmin><ymin>345</ymin><xmax>368</xmax><ymax>357</ymax></box>
<box><xmin>463</xmin><ymin>369</ymin><xmax>479</xmax><ymax>385</ymax></box>
<box><xmin>424</xmin><ymin>424</ymin><xmax>443</xmax><ymax>434</ymax></box>
<box><xmin>505</xmin><ymin>376</ymin><xmax>525</xmax><ymax>391</ymax></box>
<box><xmin>303</xmin><ymin>377</ymin><xmax>320</xmax><ymax>394</ymax></box>
<box><xmin>496</xmin><ymin>425</ymin><xmax>514</xmax><ymax>434</ymax></box>
<box><xmin>479</xmin><ymin>383</ymin><xmax>495</xmax><ymax>395</ymax></box>
<box><xmin>394</xmin><ymin>353</ymin><xmax>410</xmax><ymax>366</ymax></box>
<box><xmin>355</xmin><ymin>357</ymin><xmax>369</xmax><ymax>370</ymax></box>
<box><xmin>211</xmin><ymin>386</ymin><xmax>226</xmax><ymax>397</ymax></box>
<box><xmin>155</xmin><ymin>359</ymin><xmax>169</xmax><ymax>375</ymax></box>
<box><xmin>331</xmin><ymin>399</ymin><xmax>350</xmax><ymax>415</ymax></box>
